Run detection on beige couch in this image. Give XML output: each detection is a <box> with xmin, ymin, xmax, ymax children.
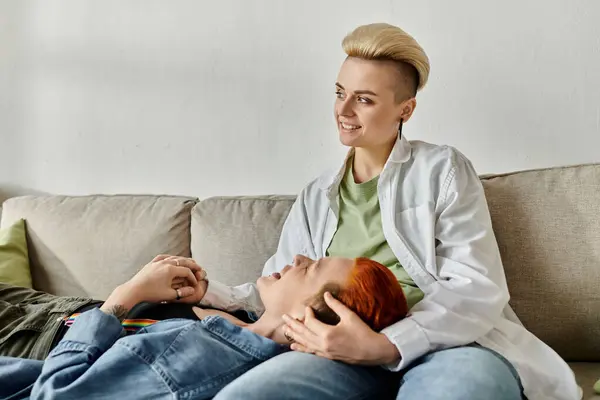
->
<box><xmin>1</xmin><ymin>164</ymin><xmax>599</xmax><ymax>399</ymax></box>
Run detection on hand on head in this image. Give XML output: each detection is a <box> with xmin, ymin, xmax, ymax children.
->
<box><xmin>257</xmin><ymin>255</ymin><xmax>407</xmax><ymax>365</ymax></box>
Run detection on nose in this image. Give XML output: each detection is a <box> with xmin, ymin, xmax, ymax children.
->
<box><xmin>337</xmin><ymin>98</ymin><xmax>354</xmax><ymax>117</ymax></box>
<box><xmin>281</xmin><ymin>264</ymin><xmax>293</xmax><ymax>275</ymax></box>
<box><xmin>293</xmin><ymin>255</ymin><xmax>311</xmax><ymax>268</ymax></box>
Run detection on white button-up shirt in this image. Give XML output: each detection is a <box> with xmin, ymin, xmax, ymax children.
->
<box><xmin>202</xmin><ymin>135</ymin><xmax>581</xmax><ymax>400</ymax></box>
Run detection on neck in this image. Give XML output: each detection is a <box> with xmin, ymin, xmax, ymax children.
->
<box><xmin>352</xmin><ymin>139</ymin><xmax>396</xmax><ymax>183</ymax></box>
<box><xmin>245</xmin><ymin>310</ymin><xmax>292</xmax><ymax>345</ymax></box>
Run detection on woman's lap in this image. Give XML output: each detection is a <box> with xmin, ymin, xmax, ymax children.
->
<box><xmin>396</xmin><ymin>345</ymin><xmax>523</xmax><ymax>400</ymax></box>
<box><xmin>214</xmin><ymin>345</ymin><xmax>523</xmax><ymax>400</ymax></box>
<box><xmin>213</xmin><ymin>350</ymin><xmax>397</xmax><ymax>400</ymax></box>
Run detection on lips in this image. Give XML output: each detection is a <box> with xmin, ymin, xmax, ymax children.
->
<box><xmin>339</xmin><ymin>122</ymin><xmax>362</xmax><ymax>131</ymax></box>
<box><xmin>271</xmin><ymin>272</ymin><xmax>281</xmax><ymax>279</ymax></box>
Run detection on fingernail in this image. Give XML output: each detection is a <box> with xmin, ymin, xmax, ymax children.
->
<box><xmin>324</xmin><ymin>291</ymin><xmax>331</xmax><ymax>298</ymax></box>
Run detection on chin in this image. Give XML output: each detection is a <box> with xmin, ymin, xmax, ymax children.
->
<box><xmin>256</xmin><ymin>276</ymin><xmax>268</xmax><ymax>290</ymax></box>
<box><xmin>339</xmin><ymin>132</ymin><xmax>362</xmax><ymax>147</ymax></box>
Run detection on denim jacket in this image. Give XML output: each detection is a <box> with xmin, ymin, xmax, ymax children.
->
<box><xmin>0</xmin><ymin>308</ymin><xmax>287</xmax><ymax>399</ymax></box>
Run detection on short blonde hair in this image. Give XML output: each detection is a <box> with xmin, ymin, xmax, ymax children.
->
<box><xmin>342</xmin><ymin>23</ymin><xmax>430</xmax><ymax>96</ymax></box>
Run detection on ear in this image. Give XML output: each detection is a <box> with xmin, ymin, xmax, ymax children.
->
<box><xmin>399</xmin><ymin>97</ymin><xmax>417</xmax><ymax>124</ymax></box>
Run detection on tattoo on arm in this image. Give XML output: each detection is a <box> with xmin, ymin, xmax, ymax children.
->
<box><xmin>103</xmin><ymin>305</ymin><xmax>129</xmax><ymax>322</ymax></box>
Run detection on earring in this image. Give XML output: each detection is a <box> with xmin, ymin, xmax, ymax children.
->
<box><xmin>398</xmin><ymin>119</ymin><xmax>403</xmax><ymax>138</ymax></box>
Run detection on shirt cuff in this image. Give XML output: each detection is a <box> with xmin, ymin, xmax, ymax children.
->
<box><xmin>59</xmin><ymin>308</ymin><xmax>124</xmax><ymax>352</ymax></box>
<box><xmin>380</xmin><ymin>317</ymin><xmax>431</xmax><ymax>371</ymax></box>
<box><xmin>199</xmin><ymin>279</ymin><xmax>232</xmax><ymax>309</ymax></box>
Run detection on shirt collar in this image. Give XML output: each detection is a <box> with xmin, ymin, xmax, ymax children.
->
<box><xmin>318</xmin><ymin>134</ymin><xmax>412</xmax><ymax>191</ymax></box>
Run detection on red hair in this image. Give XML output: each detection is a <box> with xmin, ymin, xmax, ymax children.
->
<box><xmin>308</xmin><ymin>258</ymin><xmax>408</xmax><ymax>331</ymax></box>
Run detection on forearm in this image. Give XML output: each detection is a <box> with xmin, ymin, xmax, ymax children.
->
<box><xmin>380</xmin><ymin>278</ymin><xmax>507</xmax><ymax>372</ymax></box>
<box><xmin>100</xmin><ymin>283</ymin><xmax>139</xmax><ymax>317</ymax></box>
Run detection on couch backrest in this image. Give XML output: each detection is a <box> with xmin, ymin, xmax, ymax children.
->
<box><xmin>482</xmin><ymin>164</ymin><xmax>600</xmax><ymax>362</ymax></box>
<box><xmin>190</xmin><ymin>196</ymin><xmax>295</xmax><ymax>286</ymax></box>
<box><xmin>191</xmin><ymin>164</ymin><xmax>600</xmax><ymax>362</ymax></box>
<box><xmin>0</xmin><ymin>195</ymin><xmax>195</xmax><ymax>299</ymax></box>
<box><xmin>2</xmin><ymin>163</ymin><xmax>599</xmax><ymax>362</ymax></box>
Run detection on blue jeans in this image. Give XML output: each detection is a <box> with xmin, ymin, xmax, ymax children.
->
<box><xmin>213</xmin><ymin>345</ymin><xmax>524</xmax><ymax>400</ymax></box>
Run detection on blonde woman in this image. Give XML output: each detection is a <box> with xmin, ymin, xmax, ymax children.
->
<box><xmin>204</xmin><ymin>24</ymin><xmax>579</xmax><ymax>400</ymax></box>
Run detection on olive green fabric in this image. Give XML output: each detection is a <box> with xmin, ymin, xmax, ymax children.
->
<box><xmin>326</xmin><ymin>160</ymin><xmax>424</xmax><ymax>309</ymax></box>
<box><xmin>0</xmin><ymin>219</ymin><xmax>32</xmax><ymax>288</ymax></box>
<box><xmin>0</xmin><ymin>283</ymin><xmax>92</xmax><ymax>360</ymax></box>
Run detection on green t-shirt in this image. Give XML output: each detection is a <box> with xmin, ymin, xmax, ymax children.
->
<box><xmin>326</xmin><ymin>160</ymin><xmax>424</xmax><ymax>309</ymax></box>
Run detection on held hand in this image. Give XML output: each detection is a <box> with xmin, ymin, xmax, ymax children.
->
<box><xmin>159</xmin><ymin>255</ymin><xmax>209</xmax><ymax>305</ymax></box>
<box><xmin>171</xmin><ymin>269</ymin><xmax>208</xmax><ymax>305</ymax></box>
<box><xmin>282</xmin><ymin>292</ymin><xmax>400</xmax><ymax>365</ymax></box>
<box><xmin>105</xmin><ymin>255</ymin><xmax>204</xmax><ymax>310</ymax></box>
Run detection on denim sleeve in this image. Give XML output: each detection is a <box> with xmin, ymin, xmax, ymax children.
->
<box><xmin>30</xmin><ymin>308</ymin><xmax>169</xmax><ymax>399</ymax></box>
<box><xmin>0</xmin><ymin>356</ymin><xmax>44</xmax><ymax>399</ymax></box>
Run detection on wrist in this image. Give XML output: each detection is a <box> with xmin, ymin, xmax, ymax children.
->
<box><xmin>104</xmin><ymin>283</ymin><xmax>141</xmax><ymax>311</ymax></box>
<box><xmin>369</xmin><ymin>333</ymin><xmax>401</xmax><ymax>365</ymax></box>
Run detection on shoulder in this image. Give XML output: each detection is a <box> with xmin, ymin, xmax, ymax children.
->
<box><xmin>408</xmin><ymin>140</ymin><xmax>477</xmax><ymax>176</ymax></box>
<box><xmin>410</xmin><ymin>140</ymin><xmax>470</xmax><ymax>165</ymax></box>
<box><xmin>296</xmin><ymin>167</ymin><xmax>339</xmax><ymax>201</ymax></box>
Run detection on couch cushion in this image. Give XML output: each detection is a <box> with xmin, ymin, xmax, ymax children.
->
<box><xmin>482</xmin><ymin>164</ymin><xmax>600</xmax><ymax>362</ymax></box>
<box><xmin>569</xmin><ymin>363</ymin><xmax>600</xmax><ymax>400</ymax></box>
<box><xmin>191</xmin><ymin>196</ymin><xmax>295</xmax><ymax>286</ymax></box>
<box><xmin>0</xmin><ymin>195</ymin><xmax>195</xmax><ymax>299</ymax></box>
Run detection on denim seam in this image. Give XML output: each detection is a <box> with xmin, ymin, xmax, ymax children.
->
<box><xmin>203</xmin><ymin>317</ymin><xmax>273</xmax><ymax>360</ymax></box>
<box><xmin>476</xmin><ymin>345</ymin><xmax>523</xmax><ymax>390</ymax></box>
<box><xmin>50</xmin><ymin>341</ymin><xmax>103</xmax><ymax>360</ymax></box>
<box><xmin>119</xmin><ymin>344</ymin><xmax>175</xmax><ymax>395</ymax></box>
<box><xmin>116</xmin><ymin>322</ymin><xmax>195</xmax><ymax>370</ymax></box>
<box><xmin>209</xmin><ymin>327</ymin><xmax>268</xmax><ymax>359</ymax></box>
<box><xmin>118</xmin><ymin>321</ymin><xmax>238</xmax><ymax>393</ymax></box>
<box><xmin>152</xmin><ymin>321</ymin><xmax>196</xmax><ymax>362</ymax></box>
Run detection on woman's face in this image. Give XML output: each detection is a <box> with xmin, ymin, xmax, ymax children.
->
<box><xmin>334</xmin><ymin>57</ymin><xmax>412</xmax><ymax>149</ymax></box>
<box><xmin>257</xmin><ymin>255</ymin><xmax>354</xmax><ymax>316</ymax></box>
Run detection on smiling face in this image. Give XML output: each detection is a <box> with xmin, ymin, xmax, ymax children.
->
<box><xmin>334</xmin><ymin>57</ymin><xmax>416</xmax><ymax>150</ymax></box>
<box><xmin>257</xmin><ymin>256</ymin><xmax>355</xmax><ymax>317</ymax></box>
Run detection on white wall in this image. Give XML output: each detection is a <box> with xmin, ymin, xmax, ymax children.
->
<box><xmin>1</xmin><ymin>0</ymin><xmax>599</xmax><ymax>200</ymax></box>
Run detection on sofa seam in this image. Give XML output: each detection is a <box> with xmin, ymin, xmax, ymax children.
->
<box><xmin>480</xmin><ymin>162</ymin><xmax>600</xmax><ymax>181</ymax></box>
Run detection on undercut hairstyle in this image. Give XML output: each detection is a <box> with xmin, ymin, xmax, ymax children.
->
<box><xmin>307</xmin><ymin>258</ymin><xmax>409</xmax><ymax>331</ymax></box>
<box><xmin>342</xmin><ymin>23</ymin><xmax>430</xmax><ymax>100</ymax></box>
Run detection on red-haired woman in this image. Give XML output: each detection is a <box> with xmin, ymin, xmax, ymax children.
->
<box><xmin>0</xmin><ymin>256</ymin><xmax>407</xmax><ymax>399</ymax></box>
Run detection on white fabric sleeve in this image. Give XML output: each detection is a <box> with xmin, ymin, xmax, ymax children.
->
<box><xmin>199</xmin><ymin>280</ymin><xmax>265</xmax><ymax>315</ymax></box>
<box><xmin>381</xmin><ymin>149</ymin><xmax>510</xmax><ymax>371</ymax></box>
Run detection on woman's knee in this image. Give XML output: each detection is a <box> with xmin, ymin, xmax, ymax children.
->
<box><xmin>397</xmin><ymin>346</ymin><xmax>522</xmax><ymax>400</ymax></box>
